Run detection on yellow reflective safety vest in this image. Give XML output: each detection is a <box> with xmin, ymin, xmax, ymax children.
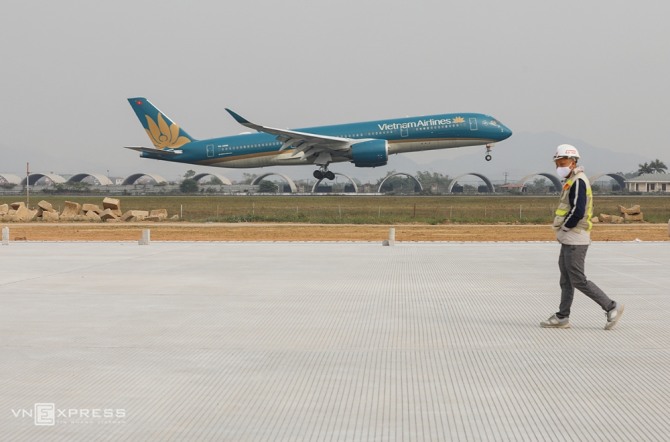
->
<box><xmin>553</xmin><ymin>171</ymin><xmax>593</xmax><ymax>232</ymax></box>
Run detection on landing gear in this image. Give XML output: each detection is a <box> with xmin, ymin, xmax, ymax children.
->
<box><xmin>485</xmin><ymin>144</ymin><xmax>493</xmax><ymax>161</ymax></box>
<box><xmin>313</xmin><ymin>167</ymin><xmax>335</xmax><ymax>180</ymax></box>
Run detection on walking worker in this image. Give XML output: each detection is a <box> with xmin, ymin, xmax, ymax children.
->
<box><xmin>541</xmin><ymin>144</ymin><xmax>624</xmax><ymax>330</ymax></box>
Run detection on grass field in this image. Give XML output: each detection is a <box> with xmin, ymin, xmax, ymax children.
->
<box><xmin>3</xmin><ymin>194</ymin><xmax>669</xmax><ymax>224</ymax></box>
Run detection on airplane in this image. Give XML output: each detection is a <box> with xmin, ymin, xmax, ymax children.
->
<box><xmin>125</xmin><ymin>97</ymin><xmax>512</xmax><ymax>180</ymax></box>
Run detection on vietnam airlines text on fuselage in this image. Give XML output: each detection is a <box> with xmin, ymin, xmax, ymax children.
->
<box><xmin>126</xmin><ymin>97</ymin><xmax>512</xmax><ymax>180</ymax></box>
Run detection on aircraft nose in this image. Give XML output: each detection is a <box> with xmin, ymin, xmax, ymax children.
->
<box><xmin>500</xmin><ymin>123</ymin><xmax>513</xmax><ymax>140</ymax></box>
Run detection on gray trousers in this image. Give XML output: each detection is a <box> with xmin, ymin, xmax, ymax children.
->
<box><xmin>558</xmin><ymin>244</ymin><xmax>615</xmax><ymax>318</ymax></box>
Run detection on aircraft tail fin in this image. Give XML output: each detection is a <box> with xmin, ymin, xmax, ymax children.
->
<box><xmin>127</xmin><ymin>97</ymin><xmax>196</xmax><ymax>149</ymax></box>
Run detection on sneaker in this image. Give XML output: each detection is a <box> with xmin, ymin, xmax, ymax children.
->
<box><xmin>605</xmin><ymin>303</ymin><xmax>625</xmax><ymax>330</ymax></box>
<box><xmin>540</xmin><ymin>314</ymin><xmax>570</xmax><ymax>328</ymax></box>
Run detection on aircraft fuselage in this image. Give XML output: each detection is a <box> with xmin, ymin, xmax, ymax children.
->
<box><xmin>139</xmin><ymin>113</ymin><xmax>512</xmax><ymax>168</ymax></box>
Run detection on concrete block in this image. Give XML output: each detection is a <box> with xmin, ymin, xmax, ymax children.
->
<box><xmin>139</xmin><ymin>229</ymin><xmax>150</xmax><ymax>245</ymax></box>
<box><xmin>591</xmin><ymin>216</ymin><xmax>600</xmax><ymax>224</ymax></box>
<box><xmin>14</xmin><ymin>205</ymin><xmax>37</xmax><ymax>222</ymax></box>
<box><xmin>121</xmin><ymin>210</ymin><xmax>149</xmax><ymax>222</ymax></box>
<box><xmin>0</xmin><ymin>204</ymin><xmax>8</xmax><ymax>215</ymax></box>
<box><xmin>62</xmin><ymin>201</ymin><xmax>82</xmax><ymax>218</ymax></box>
<box><xmin>82</xmin><ymin>203</ymin><xmax>101</xmax><ymax>214</ymax></box>
<box><xmin>170</xmin><ymin>215</ymin><xmax>180</xmax><ymax>221</ymax></box>
<box><xmin>38</xmin><ymin>200</ymin><xmax>54</xmax><ymax>212</ymax></box>
<box><xmin>85</xmin><ymin>211</ymin><xmax>102</xmax><ymax>222</ymax></box>
<box><xmin>36</xmin><ymin>201</ymin><xmax>58</xmax><ymax>217</ymax></box>
<box><xmin>102</xmin><ymin>197</ymin><xmax>121</xmax><ymax>211</ymax></box>
<box><xmin>100</xmin><ymin>208</ymin><xmax>119</xmax><ymax>222</ymax></box>
<box><xmin>624</xmin><ymin>212</ymin><xmax>644</xmax><ymax>222</ymax></box>
<box><xmin>149</xmin><ymin>209</ymin><xmax>168</xmax><ymax>220</ymax></box>
<box><xmin>619</xmin><ymin>205</ymin><xmax>641</xmax><ymax>215</ymax></box>
<box><xmin>41</xmin><ymin>211</ymin><xmax>60</xmax><ymax>222</ymax></box>
<box><xmin>599</xmin><ymin>213</ymin><xmax>612</xmax><ymax>223</ymax></box>
<box><xmin>383</xmin><ymin>227</ymin><xmax>396</xmax><ymax>246</ymax></box>
<box><xmin>610</xmin><ymin>215</ymin><xmax>624</xmax><ymax>224</ymax></box>
<box><xmin>10</xmin><ymin>202</ymin><xmax>26</xmax><ymax>210</ymax></box>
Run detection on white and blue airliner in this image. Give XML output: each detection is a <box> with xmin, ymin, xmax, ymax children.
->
<box><xmin>126</xmin><ymin>97</ymin><xmax>512</xmax><ymax>180</ymax></box>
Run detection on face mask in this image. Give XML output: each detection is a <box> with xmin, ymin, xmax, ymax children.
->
<box><xmin>556</xmin><ymin>166</ymin><xmax>572</xmax><ymax>178</ymax></box>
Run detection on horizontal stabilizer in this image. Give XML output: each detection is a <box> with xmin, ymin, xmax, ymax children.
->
<box><xmin>124</xmin><ymin>146</ymin><xmax>183</xmax><ymax>156</ymax></box>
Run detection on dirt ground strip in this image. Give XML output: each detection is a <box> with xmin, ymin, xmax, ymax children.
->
<box><xmin>2</xmin><ymin>223</ymin><xmax>669</xmax><ymax>242</ymax></box>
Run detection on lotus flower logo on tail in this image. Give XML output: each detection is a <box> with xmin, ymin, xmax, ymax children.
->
<box><xmin>145</xmin><ymin>113</ymin><xmax>192</xmax><ymax>149</ymax></box>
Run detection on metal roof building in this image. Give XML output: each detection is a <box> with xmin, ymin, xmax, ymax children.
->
<box><xmin>625</xmin><ymin>173</ymin><xmax>670</xmax><ymax>193</ymax></box>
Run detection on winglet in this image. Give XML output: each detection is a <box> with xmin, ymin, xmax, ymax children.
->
<box><xmin>225</xmin><ymin>108</ymin><xmax>251</xmax><ymax>125</ymax></box>
<box><xmin>226</xmin><ymin>108</ymin><xmax>265</xmax><ymax>133</ymax></box>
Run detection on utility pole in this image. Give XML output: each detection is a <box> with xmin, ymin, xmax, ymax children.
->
<box><xmin>26</xmin><ymin>162</ymin><xmax>30</xmax><ymax>207</ymax></box>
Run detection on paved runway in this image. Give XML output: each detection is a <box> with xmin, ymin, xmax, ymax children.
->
<box><xmin>1</xmin><ymin>240</ymin><xmax>669</xmax><ymax>441</ymax></box>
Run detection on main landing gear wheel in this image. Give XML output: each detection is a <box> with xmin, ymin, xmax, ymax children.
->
<box><xmin>313</xmin><ymin>169</ymin><xmax>336</xmax><ymax>180</ymax></box>
<box><xmin>485</xmin><ymin>144</ymin><xmax>493</xmax><ymax>161</ymax></box>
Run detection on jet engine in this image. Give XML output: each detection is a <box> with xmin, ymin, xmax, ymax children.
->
<box><xmin>351</xmin><ymin>139</ymin><xmax>388</xmax><ymax>167</ymax></box>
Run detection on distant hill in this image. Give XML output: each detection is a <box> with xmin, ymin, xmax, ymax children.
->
<box><xmin>346</xmin><ymin>132</ymin><xmax>645</xmax><ymax>186</ymax></box>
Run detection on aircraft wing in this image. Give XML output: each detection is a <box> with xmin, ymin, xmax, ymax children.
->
<box><xmin>225</xmin><ymin>109</ymin><xmax>354</xmax><ymax>163</ymax></box>
<box><xmin>124</xmin><ymin>146</ymin><xmax>183</xmax><ymax>156</ymax></box>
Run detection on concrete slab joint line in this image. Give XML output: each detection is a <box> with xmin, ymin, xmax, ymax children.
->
<box><xmin>0</xmin><ymin>242</ymin><xmax>668</xmax><ymax>441</ymax></box>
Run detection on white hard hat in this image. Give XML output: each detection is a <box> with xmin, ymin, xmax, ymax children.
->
<box><xmin>553</xmin><ymin>144</ymin><xmax>580</xmax><ymax>160</ymax></box>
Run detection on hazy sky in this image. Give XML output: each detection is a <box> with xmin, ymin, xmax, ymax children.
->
<box><xmin>1</xmin><ymin>0</ymin><xmax>668</xmax><ymax>181</ymax></box>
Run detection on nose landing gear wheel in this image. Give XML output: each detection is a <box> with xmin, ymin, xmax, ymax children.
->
<box><xmin>485</xmin><ymin>144</ymin><xmax>494</xmax><ymax>161</ymax></box>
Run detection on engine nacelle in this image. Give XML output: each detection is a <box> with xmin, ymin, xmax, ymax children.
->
<box><xmin>351</xmin><ymin>139</ymin><xmax>388</xmax><ymax>168</ymax></box>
